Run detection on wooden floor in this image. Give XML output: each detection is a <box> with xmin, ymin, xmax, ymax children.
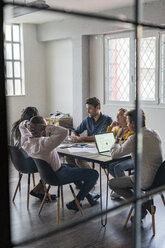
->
<box><xmin>9</xmin><ymin>163</ymin><xmax>165</xmax><ymax>248</ymax></box>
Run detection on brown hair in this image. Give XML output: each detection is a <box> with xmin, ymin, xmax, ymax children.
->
<box><xmin>29</xmin><ymin>116</ymin><xmax>46</xmax><ymax>137</ymax></box>
<box><xmin>126</xmin><ymin>109</ymin><xmax>146</xmax><ymax>127</ymax></box>
<box><xmin>11</xmin><ymin>106</ymin><xmax>39</xmax><ymax>141</ymax></box>
<box><xmin>118</xmin><ymin>108</ymin><xmax>127</xmax><ymax>114</ymax></box>
<box><xmin>85</xmin><ymin>97</ymin><xmax>100</xmax><ymax>109</ymax></box>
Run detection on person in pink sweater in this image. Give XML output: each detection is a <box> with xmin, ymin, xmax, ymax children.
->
<box><xmin>19</xmin><ymin>116</ymin><xmax>100</xmax><ymax>211</ymax></box>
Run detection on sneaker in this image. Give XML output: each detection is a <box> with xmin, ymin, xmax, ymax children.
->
<box><xmin>46</xmin><ymin>194</ymin><xmax>57</xmax><ymax>202</ymax></box>
<box><xmin>30</xmin><ymin>190</ymin><xmax>56</xmax><ymax>202</ymax></box>
<box><xmin>130</xmin><ymin>208</ymin><xmax>148</xmax><ymax>223</ymax></box>
<box><xmin>66</xmin><ymin>200</ymin><xmax>82</xmax><ymax>211</ymax></box>
<box><xmin>143</xmin><ymin>199</ymin><xmax>156</xmax><ymax>215</ymax></box>
<box><xmin>110</xmin><ymin>192</ymin><xmax>121</xmax><ymax>200</ymax></box>
<box><xmin>86</xmin><ymin>193</ymin><xmax>101</xmax><ymax>206</ymax></box>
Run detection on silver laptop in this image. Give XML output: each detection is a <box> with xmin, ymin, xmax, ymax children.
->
<box><xmin>95</xmin><ymin>132</ymin><xmax>115</xmax><ymax>157</ymax></box>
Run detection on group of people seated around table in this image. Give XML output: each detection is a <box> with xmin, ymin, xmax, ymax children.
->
<box><xmin>10</xmin><ymin>97</ymin><xmax>163</xmax><ymax>219</ymax></box>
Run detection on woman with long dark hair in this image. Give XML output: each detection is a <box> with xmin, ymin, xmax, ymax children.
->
<box><xmin>11</xmin><ymin>107</ymin><xmax>39</xmax><ymax>147</ymax></box>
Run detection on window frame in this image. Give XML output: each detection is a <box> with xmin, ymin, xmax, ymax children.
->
<box><xmin>159</xmin><ymin>31</ymin><xmax>165</xmax><ymax>106</ymax></box>
<box><xmin>4</xmin><ymin>23</ymin><xmax>24</xmax><ymax>96</ymax></box>
<box><xmin>104</xmin><ymin>29</ymin><xmax>161</xmax><ymax>106</ymax></box>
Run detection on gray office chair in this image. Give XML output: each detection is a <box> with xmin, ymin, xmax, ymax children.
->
<box><xmin>125</xmin><ymin>161</ymin><xmax>165</xmax><ymax>236</ymax></box>
<box><xmin>9</xmin><ymin>145</ymin><xmax>38</xmax><ymax>209</ymax></box>
<box><xmin>33</xmin><ymin>158</ymin><xmax>83</xmax><ymax>224</ymax></box>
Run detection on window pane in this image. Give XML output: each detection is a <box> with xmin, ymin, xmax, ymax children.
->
<box><xmin>6</xmin><ymin>61</ymin><xmax>13</xmax><ymax>77</ymax></box>
<box><xmin>5</xmin><ymin>24</ymin><xmax>23</xmax><ymax>96</ymax></box>
<box><xmin>15</xmin><ymin>80</ymin><xmax>21</xmax><ymax>95</ymax></box>
<box><xmin>14</xmin><ymin>62</ymin><xmax>21</xmax><ymax>77</ymax></box>
<box><xmin>140</xmin><ymin>37</ymin><xmax>156</xmax><ymax>101</ymax></box>
<box><xmin>160</xmin><ymin>34</ymin><xmax>165</xmax><ymax>103</ymax></box>
<box><xmin>13</xmin><ymin>25</ymin><xmax>20</xmax><ymax>42</ymax></box>
<box><xmin>6</xmin><ymin>80</ymin><xmax>13</xmax><ymax>95</ymax></box>
<box><xmin>5</xmin><ymin>43</ymin><xmax>12</xmax><ymax>59</ymax></box>
<box><xmin>5</xmin><ymin>25</ymin><xmax>11</xmax><ymax>41</ymax></box>
<box><xmin>13</xmin><ymin>44</ymin><xmax>20</xmax><ymax>60</ymax></box>
<box><xmin>108</xmin><ymin>37</ymin><xmax>130</xmax><ymax>101</ymax></box>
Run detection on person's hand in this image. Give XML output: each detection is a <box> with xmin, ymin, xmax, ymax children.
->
<box><xmin>122</xmin><ymin>126</ymin><xmax>129</xmax><ymax>134</ymax></box>
<box><xmin>111</xmin><ymin>121</ymin><xmax>119</xmax><ymax>129</ymax></box>
<box><xmin>70</xmin><ymin>135</ymin><xmax>81</xmax><ymax>142</ymax></box>
<box><xmin>25</xmin><ymin>121</ymin><xmax>30</xmax><ymax>129</ymax></box>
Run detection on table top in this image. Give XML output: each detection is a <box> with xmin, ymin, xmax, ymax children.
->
<box><xmin>57</xmin><ymin>142</ymin><xmax>131</xmax><ymax>166</ymax></box>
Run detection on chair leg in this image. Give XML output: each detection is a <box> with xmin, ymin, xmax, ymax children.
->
<box><xmin>19</xmin><ymin>172</ymin><xmax>21</xmax><ymax>192</ymax></box>
<box><xmin>61</xmin><ymin>186</ymin><xmax>64</xmax><ymax>208</ymax></box>
<box><xmin>57</xmin><ymin>186</ymin><xmax>60</xmax><ymax>224</ymax></box>
<box><xmin>124</xmin><ymin>207</ymin><xmax>134</xmax><ymax>226</ymax></box>
<box><xmin>27</xmin><ymin>174</ymin><xmax>31</xmax><ymax>209</ymax></box>
<box><xmin>12</xmin><ymin>174</ymin><xmax>23</xmax><ymax>202</ymax></box>
<box><xmin>32</xmin><ymin>173</ymin><xmax>36</xmax><ymax>187</ymax></box>
<box><xmin>69</xmin><ymin>184</ymin><xmax>84</xmax><ymax>216</ymax></box>
<box><xmin>38</xmin><ymin>184</ymin><xmax>51</xmax><ymax>216</ymax></box>
<box><xmin>151</xmin><ymin>203</ymin><xmax>156</xmax><ymax>236</ymax></box>
<box><xmin>160</xmin><ymin>193</ymin><xmax>165</xmax><ymax>206</ymax></box>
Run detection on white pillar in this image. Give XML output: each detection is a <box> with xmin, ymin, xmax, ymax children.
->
<box><xmin>72</xmin><ymin>35</ymin><xmax>89</xmax><ymax>128</ymax></box>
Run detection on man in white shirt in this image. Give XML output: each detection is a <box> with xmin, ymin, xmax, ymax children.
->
<box><xmin>109</xmin><ymin>109</ymin><xmax>163</xmax><ymax>219</ymax></box>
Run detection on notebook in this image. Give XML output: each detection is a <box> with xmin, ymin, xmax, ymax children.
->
<box><xmin>95</xmin><ymin>132</ymin><xmax>115</xmax><ymax>157</ymax></box>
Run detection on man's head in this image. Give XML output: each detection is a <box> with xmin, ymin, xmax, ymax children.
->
<box><xmin>29</xmin><ymin>116</ymin><xmax>46</xmax><ymax>137</ymax></box>
<box><xmin>125</xmin><ymin>109</ymin><xmax>146</xmax><ymax>132</ymax></box>
<box><xmin>116</xmin><ymin>108</ymin><xmax>127</xmax><ymax>127</ymax></box>
<box><xmin>85</xmin><ymin>97</ymin><xmax>101</xmax><ymax>118</ymax></box>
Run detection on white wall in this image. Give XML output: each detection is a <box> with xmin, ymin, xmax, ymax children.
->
<box><xmin>7</xmin><ymin>24</ymin><xmax>47</xmax><ymax>131</ymax></box>
<box><xmin>45</xmin><ymin>39</ymin><xmax>73</xmax><ymax>116</ymax></box>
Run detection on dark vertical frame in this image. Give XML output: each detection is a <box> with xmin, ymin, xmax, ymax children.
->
<box><xmin>0</xmin><ymin>1</ymin><xmax>11</xmax><ymax>247</ymax></box>
<box><xmin>134</xmin><ymin>0</ymin><xmax>143</xmax><ymax>247</ymax></box>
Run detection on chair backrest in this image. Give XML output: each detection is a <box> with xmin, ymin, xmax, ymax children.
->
<box><xmin>33</xmin><ymin>158</ymin><xmax>61</xmax><ymax>186</ymax></box>
<box><xmin>9</xmin><ymin>146</ymin><xmax>38</xmax><ymax>174</ymax></box>
<box><xmin>149</xmin><ymin>161</ymin><xmax>165</xmax><ymax>190</ymax></box>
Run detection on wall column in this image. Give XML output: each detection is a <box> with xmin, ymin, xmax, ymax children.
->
<box><xmin>72</xmin><ymin>35</ymin><xmax>90</xmax><ymax>128</ymax></box>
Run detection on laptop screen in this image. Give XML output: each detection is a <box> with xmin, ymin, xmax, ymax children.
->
<box><xmin>95</xmin><ymin>132</ymin><xmax>115</xmax><ymax>153</ymax></box>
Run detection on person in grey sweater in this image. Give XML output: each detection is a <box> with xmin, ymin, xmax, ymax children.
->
<box><xmin>109</xmin><ymin>109</ymin><xmax>163</xmax><ymax>219</ymax></box>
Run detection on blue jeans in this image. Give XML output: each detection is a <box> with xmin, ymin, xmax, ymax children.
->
<box><xmin>108</xmin><ymin>158</ymin><xmax>133</xmax><ymax>178</ymax></box>
<box><xmin>56</xmin><ymin>164</ymin><xmax>99</xmax><ymax>201</ymax></box>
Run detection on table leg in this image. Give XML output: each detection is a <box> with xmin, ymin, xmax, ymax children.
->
<box><xmin>100</xmin><ymin>165</ymin><xmax>109</xmax><ymax>227</ymax></box>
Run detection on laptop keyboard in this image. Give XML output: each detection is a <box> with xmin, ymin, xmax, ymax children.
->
<box><xmin>102</xmin><ymin>152</ymin><xmax>112</xmax><ymax>156</ymax></box>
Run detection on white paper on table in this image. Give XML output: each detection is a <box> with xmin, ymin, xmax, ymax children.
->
<box><xmin>58</xmin><ymin>144</ymin><xmax>67</xmax><ymax>148</ymax></box>
<box><xmin>67</xmin><ymin>147</ymin><xmax>98</xmax><ymax>154</ymax></box>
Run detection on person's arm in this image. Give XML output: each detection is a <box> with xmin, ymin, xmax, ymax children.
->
<box><xmin>70</xmin><ymin>119</ymin><xmax>88</xmax><ymax>142</ymax></box>
<box><xmin>110</xmin><ymin>135</ymin><xmax>135</xmax><ymax>159</ymax></box>
<box><xmin>19</xmin><ymin>121</ymin><xmax>32</xmax><ymax>147</ymax></box>
<box><xmin>44</xmin><ymin>125</ymin><xmax>68</xmax><ymax>149</ymax></box>
<box><xmin>19</xmin><ymin>121</ymin><xmax>31</xmax><ymax>138</ymax></box>
<box><xmin>71</xmin><ymin>135</ymin><xmax>95</xmax><ymax>142</ymax></box>
<box><xmin>106</xmin><ymin>121</ymin><xmax>118</xmax><ymax>133</ymax></box>
<box><xmin>73</xmin><ymin>118</ymin><xmax>87</xmax><ymax>136</ymax></box>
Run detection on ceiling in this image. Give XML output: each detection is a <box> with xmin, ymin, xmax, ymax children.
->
<box><xmin>31</xmin><ymin>0</ymin><xmax>159</xmax><ymax>12</ymax></box>
<box><xmin>4</xmin><ymin>0</ymin><xmax>160</xmax><ymax>24</ymax></box>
